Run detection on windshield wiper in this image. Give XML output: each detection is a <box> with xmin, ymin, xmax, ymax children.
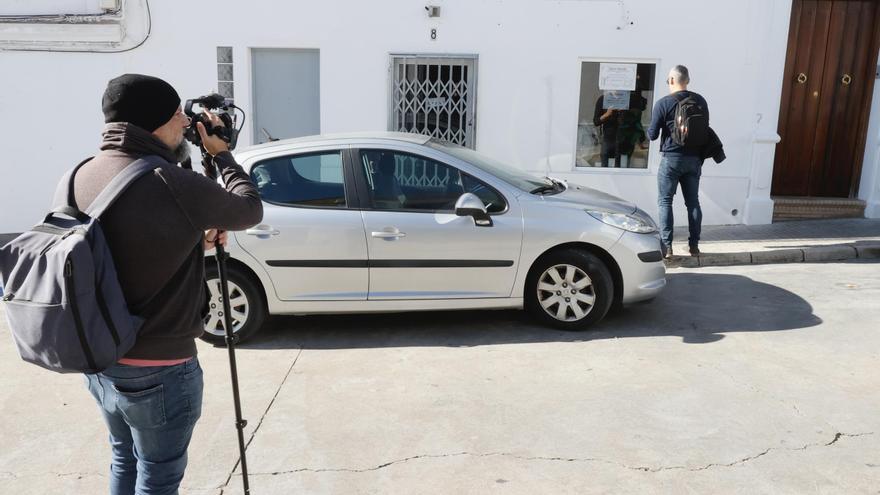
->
<box><xmin>530</xmin><ymin>178</ymin><xmax>564</xmax><ymax>195</ymax></box>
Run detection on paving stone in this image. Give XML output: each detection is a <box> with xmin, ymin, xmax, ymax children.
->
<box><xmin>697</xmin><ymin>252</ymin><xmax>752</xmax><ymax>267</ymax></box>
<box><xmin>803</xmin><ymin>245</ymin><xmax>857</xmax><ymax>262</ymax></box>
<box><xmin>750</xmin><ymin>249</ymin><xmax>804</xmax><ymax>264</ymax></box>
<box><xmin>855</xmin><ymin>243</ymin><xmax>880</xmax><ymax>259</ymax></box>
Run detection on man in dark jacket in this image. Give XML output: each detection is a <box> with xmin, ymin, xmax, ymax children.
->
<box><xmin>77</xmin><ymin>74</ymin><xmax>262</xmax><ymax>494</ymax></box>
<box><xmin>647</xmin><ymin>65</ymin><xmax>709</xmax><ymax>258</ymax></box>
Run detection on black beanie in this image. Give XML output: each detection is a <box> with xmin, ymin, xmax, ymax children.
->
<box><xmin>102</xmin><ymin>74</ymin><xmax>181</xmax><ymax>132</ymax></box>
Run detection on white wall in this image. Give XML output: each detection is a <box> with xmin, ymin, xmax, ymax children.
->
<box><xmin>4</xmin><ymin>0</ymin><xmax>862</xmax><ymax>235</ymax></box>
<box><xmin>859</xmin><ymin>51</ymin><xmax>880</xmax><ymax>217</ymax></box>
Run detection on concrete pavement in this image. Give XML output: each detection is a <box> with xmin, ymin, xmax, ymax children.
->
<box><xmin>1</xmin><ymin>261</ymin><xmax>879</xmax><ymax>493</ymax></box>
<box><xmin>667</xmin><ymin>218</ymin><xmax>880</xmax><ymax>268</ymax></box>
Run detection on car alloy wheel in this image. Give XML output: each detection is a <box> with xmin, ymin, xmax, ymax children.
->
<box><xmin>204</xmin><ymin>278</ymin><xmax>250</xmax><ymax>337</ymax></box>
<box><xmin>202</xmin><ymin>263</ymin><xmax>267</xmax><ymax>345</ymax></box>
<box><xmin>525</xmin><ymin>248</ymin><xmax>613</xmax><ymax>331</ymax></box>
<box><xmin>537</xmin><ymin>264</ymin><xmax>597</xmax><ymax>322</ymax></box>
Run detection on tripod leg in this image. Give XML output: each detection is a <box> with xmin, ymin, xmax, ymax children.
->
<box><xmin>215</xmin><ymin>242</ymin><xmax>250</xmax><ymax>494</ymax></box>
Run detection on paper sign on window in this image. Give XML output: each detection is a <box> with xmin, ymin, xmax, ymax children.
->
<box><xmin>599</xmin><ymin>63</ymin><xmax>637</xmax><ymax>91</ymax></box>
<box><xmin>603</xmin><ymin>90</ymin><xmax>630</xmax><ymax>110</ymax></box>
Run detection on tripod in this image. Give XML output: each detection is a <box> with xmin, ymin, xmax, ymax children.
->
<box><xmin>214</xmin><ymin>240</ymin><xmax>251</xmax><ymax>494</ymax></box>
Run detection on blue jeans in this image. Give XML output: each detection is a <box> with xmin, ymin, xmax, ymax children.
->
<box><xmin>85</xmin><ymin>358</ymin><xmax>204</xmax><ymax>495</ymax></box>
<box><xmin>657</xmin><ymin>154</ymin><xmax>703</xmax><ymax>249</ymax></box>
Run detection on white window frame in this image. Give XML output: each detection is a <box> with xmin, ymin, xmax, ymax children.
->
<box><xmin>570</xmin><ymin>56</ymin><xmax>663</xmax><ymax>176</ymax></box>
<box><xmin>0</xmin><ymin>0</ymin><xmax>148</xmax><ymax>52</ymax></box>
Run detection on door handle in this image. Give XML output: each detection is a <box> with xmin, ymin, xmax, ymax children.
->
<box><xmin>371</xmin><ymin>231</ymin><xmax>406</xmax><ymax>239</ymax></box>
<box><xmin>246</xmin><ymin>225</ymin><xmax>280</xmax><ymax>236</ymax></box>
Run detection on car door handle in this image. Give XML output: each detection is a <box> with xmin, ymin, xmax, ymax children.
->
<box><xmin>246</xmin><ymin>225</ymin><xmax>280</xmax><ymax>236</ymax></box>
<box><xmin>371</xmin><ymin>231</ymin><xmax>406</xmax><ymax>239</ymax></box>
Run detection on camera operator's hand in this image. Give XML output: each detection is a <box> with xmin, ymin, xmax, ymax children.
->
<box><xmin>203</xmin><ymin>229</ymin><xmax>228</xmax><ymax>251</ymax></box>
<box><xmin>196</xmin><ymin>111</ymin><xmax>229</xmax><ymax>157</ymax></box>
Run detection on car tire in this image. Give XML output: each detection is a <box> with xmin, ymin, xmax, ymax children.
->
<box><xmin>201</xmin><ymin>262</ymin><xmax>267</xmax><ymax>345</ymax></box>
<box><xmin>525</xmin><ymin>249</ymin><xmax>614</xmax><ymax>331</ymax></box>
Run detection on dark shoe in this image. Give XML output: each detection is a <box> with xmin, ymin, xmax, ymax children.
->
<box><xmin>689</xmin><ymin>246</ymin><xmax>700</xmax><ymax>256</ymax></box>
<box><xmin>663</xmin><ymin>246</ymin><xmax>673</xmax><ymax>260</ymax></box>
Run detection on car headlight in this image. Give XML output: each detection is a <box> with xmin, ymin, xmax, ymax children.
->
<box><xmin>586</xmin><ymin>209</ymin><xmax>657</xmax><ymax>233</ymax></box>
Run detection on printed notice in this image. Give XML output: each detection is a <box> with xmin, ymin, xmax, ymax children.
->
<box><xmin>599</xmin><ymin>63</ymin><xmax>637</xmax><ymax>91</ymax></box>
<box><xmin>603</xmin><ymin>90</ymin><xmax>630</xmax><ymax>110</ymax></box>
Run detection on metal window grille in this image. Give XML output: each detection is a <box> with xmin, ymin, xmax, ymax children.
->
<box><xmin>390</xmin><ymin>55</ymin><xmax>477</xmax><ymax>148</ymax></box>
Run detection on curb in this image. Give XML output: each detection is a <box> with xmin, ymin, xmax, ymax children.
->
<box><xmin>666</xmin><ymin>242</ymin><xmax>880</xmax><ymax>268</ymax></box>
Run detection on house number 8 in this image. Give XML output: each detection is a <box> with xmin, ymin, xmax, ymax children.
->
<box><xmin>431</xmin><ymin>28</ymin><xmax>437</xmax><ymax>40</ymax></box>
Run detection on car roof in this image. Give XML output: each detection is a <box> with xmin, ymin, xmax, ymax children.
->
<box><xmin>233</xmin><ymin>131</ymin><xmax>433</xmax><ymax>160</ymax></box>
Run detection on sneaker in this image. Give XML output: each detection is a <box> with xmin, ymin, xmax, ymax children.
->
<box><xmin>689</xmin><ymin>246</ymin><xmax>700</xmax><ymax>256</ymax></box>
<box><xmin>663</xmin><ymin>246</ymin><xmax>673</xmax><ymax>260</ymax></box>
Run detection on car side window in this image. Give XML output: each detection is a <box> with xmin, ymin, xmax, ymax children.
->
<box><xmin>460</xmin><ymin>173</ymin><xmax>506</xmax><ymax>213</ymax></box>
<box><xmin>251</xmin><ymin>151</ymin><xmax>346</xmax><ymax>208</ymax></box>
<box><xmin>360</xmin><ymin>150</ymin><xmax>505</xmax><ymax>213</ymax></box>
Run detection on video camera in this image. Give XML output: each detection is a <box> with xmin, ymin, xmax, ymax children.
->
<box><xmin>183</xmin><ymin>93</ymin><xmax>244</xmax><ymax>150</ymax></box>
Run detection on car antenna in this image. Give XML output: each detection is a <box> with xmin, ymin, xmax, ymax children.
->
<box><xmin>261</xmin><ymin>127</ymin><xmax>279</xmax><ymax>142</ymax></box>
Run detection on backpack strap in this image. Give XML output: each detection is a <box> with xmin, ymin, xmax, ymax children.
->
<box><xmin>52</xmin><ymin>157</ymin><xmax>94</xmax><ymax>212</ymax></box>
<box><xmin>84</xmin><ymin>155</ymin><xmax>166</xmax><ymax>218</ymax></box>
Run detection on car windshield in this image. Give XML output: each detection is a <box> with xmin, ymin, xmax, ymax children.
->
<box><xmin>426</xmin><ymin>139</ymin><xmax>554</xmax><ymax>193</ymax></box>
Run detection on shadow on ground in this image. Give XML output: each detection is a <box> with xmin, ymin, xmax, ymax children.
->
<box><xmin>240</xmin><ymin>272</ymin><xmax>822</xmax><ymax>350</ymax></box>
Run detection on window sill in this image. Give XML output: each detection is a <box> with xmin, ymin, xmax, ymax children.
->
<box><xmin>0</xmin><ymin>0</ymin><xmax>148</xmax><ymax>52</ymax></box>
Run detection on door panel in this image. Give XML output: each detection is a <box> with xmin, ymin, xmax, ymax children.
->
<box><xmin>252</xmin><ymin>49</ymin><xmax>320</xmax><ymax>143</ymax></box>
<box><xmin>362</xmin><ymin>210</ymin><xmax>522</xmax><ymax>299</ymax></box>
<box><xmin>773</xmin><ymin>0</ymin><xmax>880</xmax><ymax>198</ymax></box>
<box><xmin>356</xmin><ymin>148</ymin><xmax>522</xmax><ymax>299</ymax></box>
<box><xmin>777</xmin><ymin>0</ymin><xmax>833</xmax><ymax>197</ymax></box>
<box><xmin>835</xmin><ymin>2</ymin><xmax>880</xmax><ymax>197</ymax></box>
<box><xmin>235</xmin><ymin>148</ymin><xmax>369</xmax><ymax>301</ymax></box>
<box><xmin>810</xmin><ymin>2</ymin><xmax>870</xmax><ymax>197</ymax></box>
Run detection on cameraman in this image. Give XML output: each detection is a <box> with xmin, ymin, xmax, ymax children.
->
<box><xmin>75</xmin><ymin>74</ymin><xmax>262</xmax><ymax>494</ymax></box>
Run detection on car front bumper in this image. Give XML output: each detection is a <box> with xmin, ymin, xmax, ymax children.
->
<box><xmin>609</xmin><ymin>231</ymin><xmax>667</xmax><ymax>304</ymax></box>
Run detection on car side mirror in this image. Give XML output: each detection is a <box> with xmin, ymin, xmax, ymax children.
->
<box><xmin>454</xmin><ymin>192</ymin><xmax>493</xmax><ymax>227</ymax></box>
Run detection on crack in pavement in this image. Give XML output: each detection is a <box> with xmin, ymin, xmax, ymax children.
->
<box><xmin>219</xmin><ymin>346</ymin><xmax>304</xmax><ymax>495</ymax></box>
<box><xmin>239</xmin><ymin>431</ymin><xmax>874</xmax><ymax>477</ymax></box>
<box><xmin>656</xmin><ymin>432</ymin><xmax>875</xmax><ymax>473</ymax></box>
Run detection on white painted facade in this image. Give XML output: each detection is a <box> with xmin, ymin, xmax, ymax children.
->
<box><xmin>2</xmin><ymin>0</ymin><xmax>879</xmax><ymax>234</ymax></box>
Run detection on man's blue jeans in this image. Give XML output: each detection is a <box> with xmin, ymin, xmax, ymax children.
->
<box><xmin>657</xmin><ymin>154</ymin><xmax>703</xmax><ymax>250</ymax></box>
<box><xmin>85</xmin><ymin>358</ymin><xmax>203</xmax><ymax>495</ymax></box>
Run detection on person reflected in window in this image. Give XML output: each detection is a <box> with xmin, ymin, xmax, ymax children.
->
<box><xmin>593</xmin><ymin>91</ymin><xmax>647</xmax><ymax>168</ymax></box>
<box><xmin>617</xmin><ymin>91</ymin><xmax>649</xmax><ymax>167</ymax></box>
<box><xmin>593</xmin><ymin>93</ymin><xmax>620</xmax><ymax>167</ymax></box>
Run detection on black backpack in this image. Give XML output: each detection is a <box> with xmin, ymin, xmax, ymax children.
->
<box><xmin>671</xmin><ymin>92</ymin><xmax>709</xmax><ymax>148</ymax></box>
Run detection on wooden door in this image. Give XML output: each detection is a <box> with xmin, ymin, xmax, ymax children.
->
<box><xmin>773</xmin><ymin>0</ymin><xmax>880</xmax><ymax>198</ymax></box>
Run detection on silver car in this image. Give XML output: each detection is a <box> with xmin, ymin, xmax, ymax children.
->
<box><xmin>202</xmin><ymin>132</ymin><xmax>665</xmax><ymax>343</ymax></box>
